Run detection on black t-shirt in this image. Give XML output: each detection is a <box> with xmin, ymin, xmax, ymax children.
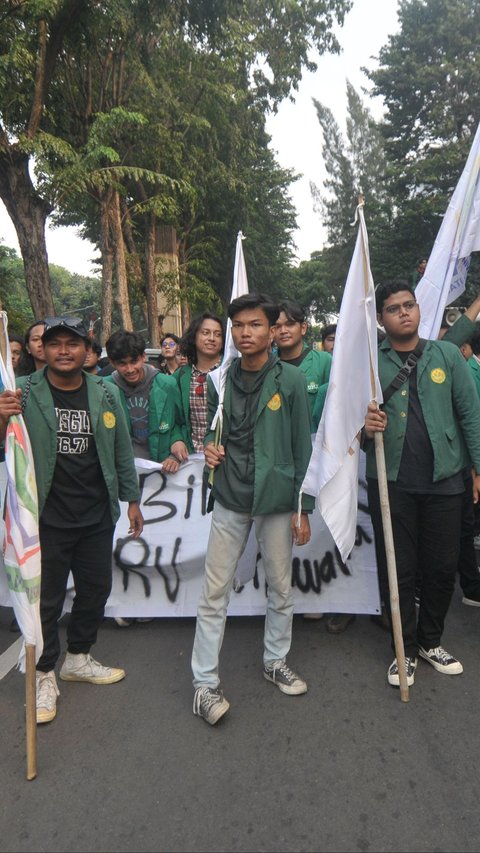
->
<box><xmin>395</xmin><ymin>350</ymin><xmax>464</xmax><ymax>495</ymax></box>
<box><xmin>41</xmin><ymin>378</ymin><xmax>110</xmax><ymax>527</ymax></box>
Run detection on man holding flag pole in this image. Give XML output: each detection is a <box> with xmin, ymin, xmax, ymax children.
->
<box><xmin>365</xmin><ymin>280</ymin><xmax>480</xmax><ymax>687</ymax></box>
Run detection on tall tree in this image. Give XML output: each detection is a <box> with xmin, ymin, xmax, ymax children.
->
<box><xmin>367</xmin><ymin>0</ymin><xmax>480</xmax><ymax>294</ymax></box>
<box><xmin>0</xmin><ymin>0</ymin><xmax>90</xmax><ymax>317</ymax></box>
<box><xmin>298</xmin><ymin>81</ymin><xmax>392</xmax><ymax>315</ymax></box>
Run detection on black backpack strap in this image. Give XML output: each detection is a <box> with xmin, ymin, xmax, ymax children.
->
<box><xmin>381</xmin><ymin>338</ymin><xmax>426</xmax><ymax>407</ymax></box>
<box><xmin>20</xmin><ymin>374</ymin><xmax>33</xmax><ymax>414</ymax></box>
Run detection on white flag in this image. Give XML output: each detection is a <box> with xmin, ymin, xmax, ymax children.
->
<box><xmin>209</xmin><ymin>231</ymin><xmax>249</xmax><ymax>428</ymax></box>
<box><xmin>301</xmin><ymin>204</ymin><xmax>382</xmax><ymax>562</ymax></box>
<box><xmin>0</xmin><ymin>313</ymin><xmax>43</xmax><ymax>671</ymax></box>
<box><xmin>416</xmin><ymin>122</ymin><xmax>480</xmax><ymax>339</ymax></box>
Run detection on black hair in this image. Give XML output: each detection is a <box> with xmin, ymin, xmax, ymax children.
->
<box><xmin>180</xmin><ymin>312</ymin><xmax>225</xmax><ymax>365</ymax></box>
<box><xmin>277</xmin><ymin>299</ymin><xmax>306</xmax><ymax>324</ymax></box>
<box><xmin>228</xmin><ymin>293</ymin><xmax>279</xmax><ymax>326</ymax></box>
<box><xmin>375</xmin><ymin>280</ymin><xmax>416</xmax><ymax>314</ymax></box>
<box><xmin>9</xmin><ymin>332</ymin><xmax>34</xmax><ymax>375</ymax></box>
<box><xmin>321</xmin><ymin>323</ymin><xmax>337</xmax><ymax>342</ymax></box>
<box><xmin>86</xmin><ymin>338</ymin><xmax>102</xmax><ymax>357</ymax></box>
<box><xmin>105</xmin><ymin>330</ymin><xmax>146</xmax><ymax>361</ymax></box>
<box><xmin>160</xmin><ymin>332</ymin><xmax>180</xmax><ymax>345</ymax></box>
<box><xmin>25</xmin><ymin>320</ymin><xmax>46</xmax><ymax>346</ymax></box>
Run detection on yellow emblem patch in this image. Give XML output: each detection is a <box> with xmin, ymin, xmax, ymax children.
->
<box><xmin>103</xmin><ymin>411</ymin><xmax>116</xmax><ymax>428</ymax></box>
<box><xmin>430</xmin><ymin>368</ymin><xmax>446</xmax><ymax>384</ymax></box>
<box><xmin>267</xmin><ymin>393</ymin><xmax>281</xmax><ymax>411</ymax></box>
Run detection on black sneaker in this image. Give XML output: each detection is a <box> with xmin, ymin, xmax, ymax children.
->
<box><xmin>193</xmin><ymin>687</ymin><xmax>230</xmax><ymax>725</ymax></box>
<box><xmin>263</xmin><ymin>660</ymin><xmax>307</xmax><ymax>695</ymax></box>
<box><xmin>418</xmin><ymin>645</ymin><xmax>463</xmax><ymax>675</ymax></box>
<box><xmin>387</xmin><ymin>656</ymin><xmax>417</xmax><ymax>687</ymax></box>
<box><xmin>462</xmin><ymin>595</ymin><xmax>480</xmax><ymax>607</ymax></box>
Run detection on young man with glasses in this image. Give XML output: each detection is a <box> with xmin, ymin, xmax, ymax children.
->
<box><xmin>0</xmin><ymin>316</ymin><xmax>143</xmax><ymax>724</ymax></box>
<box><xmin>364</xmin><ymin>281</ymin><xmax>480</xmax><ymax>688</ymax></box>
<box><xmin>158</xmin><ymin>333</ymin><xmax>180</xmax><ymax>375</ymax></box>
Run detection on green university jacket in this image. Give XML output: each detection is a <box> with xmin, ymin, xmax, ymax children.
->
<box><xmin>105</xmin><ymin>372</ymin><xmax>185</xmax><ymax>462</ymax></box>
<box><xmin>17</xmin><ymin>369</ymin><xmax>139</xmax><ymax>524</ymax></box>
<box><xmin>205</xmin><ymin>358</ymin><xmax>315</xmax><ymax>515</ymax></box>
<box><xmin>365</xmin><ymin>338</ymin><xmax>480</xmax><ymax>482</ymax></box>
<box><xmin>298</xmin><ymin>347</ymin><xmax>332</xmax><ymax>418</ymax></box>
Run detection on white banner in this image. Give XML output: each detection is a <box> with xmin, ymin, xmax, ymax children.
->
<box><xmin>0</xmin><ymin>456</ymin><xmax>381</xmax><ymax>617</ymax></box>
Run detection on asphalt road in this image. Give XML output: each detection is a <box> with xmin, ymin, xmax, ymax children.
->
<box><xmin>1</xmin><ymin>588</ymin><xmax>480</xmax><ymax>853</ymax></box>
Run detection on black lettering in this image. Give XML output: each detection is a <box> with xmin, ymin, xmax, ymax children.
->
<box><xmin>154</xmin><ymin>537</ymin><xmax>181</xmax><ymax>602</ymax></box>
<box><xmin>139</xmin><ymin>470</ymin><xmax>176</xmax><ymax>524</ymax></box>
<box><xmin>113</xmin><ymin>536</ymin><xmax>152</xmax><ymax>596</ymax></box>
<box><xmin>185</xmin><ymin>474</ymin><xmax>195</xmax><ymax>519</ymax></box>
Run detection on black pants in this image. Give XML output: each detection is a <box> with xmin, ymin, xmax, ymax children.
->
<box><xmin>37</xmin><ymin>519</ymin><xmax>114</xmax><ymax>673</ymax></box>
<box><xmin>367</xmin><ymin>480</ymin><xmax>462</xmax><ymax>659</ymax></box>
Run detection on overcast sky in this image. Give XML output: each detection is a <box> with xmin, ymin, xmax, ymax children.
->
<box><xmin>0</xmin><ymin>0</ymin><xmax>400</xmax><ymax>276</ymax></box>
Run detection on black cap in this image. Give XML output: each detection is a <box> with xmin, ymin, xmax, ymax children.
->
<box><xmin>42</xmin><ymin>316</ymin><xmax>88</xmax><ymax>342</ymax></box>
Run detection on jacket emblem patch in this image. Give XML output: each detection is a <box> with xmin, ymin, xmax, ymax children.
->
<box><xmin>159</xmin><ymin>421</ymin><xmax>170</xmax><ymax>433</ymax></box>
<box><xmin>267</xmin><ymin>393</ymin><xmax>282</xmax><ymax>411</ymax></box>
<box><xmin>430</xmin><ymin>368</ymin><xmax>446</xmax><ymax>384</ymax></box>
<box><xmin>103</xmin><ymin>411</ymin><xmax>116</xmax><ymax>428</ymax></box>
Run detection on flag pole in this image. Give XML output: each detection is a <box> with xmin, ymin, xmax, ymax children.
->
<box><xmin>357</xmin><ymin>198</ymin><xmax>409</xmax><ymax>702</ymax></box>
<box><xmin>25</xmin><ymin>644</ymin><xmax>38</xmax><ymax>780</ymax></box>
<box><xmin>0</xmin><ymin>318</ymin><xmax>38</xmax><ymax>777</ymax></box>
<box><xmin>373</xmin><ymin>433</ymin><xmax>409</xmax><ymax>702</ymax></box>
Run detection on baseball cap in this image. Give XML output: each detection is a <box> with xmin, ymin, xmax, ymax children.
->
<box><xmin>42</xmin><ymin>316</ymin><xmax>88</xmax><ymax>341</ymax></box>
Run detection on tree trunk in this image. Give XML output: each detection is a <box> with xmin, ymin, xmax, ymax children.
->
<box><xmin>155</xmin><ymin>224</ymin><xmax>183</xmax><ymax>337</ymax></box>
<box><xmin>0</xmin><ymin>149</ymin><xmax>55</xmax><ymax>318</ymax></box>
<box><xmin>99</xmin><ymin>189</ymin><xmax>114</xmax><ymax>343</ymax></box>
<box><xmin>112</xmin><ymin>190</ymin><xmax>133</xmax><ymax>330</ymax></box>
<box><xmin>178</xmin><ymin>238</ymin><xmax>191</xmax><ymax>330</ymax></box>
<box><xmin>144</xmin><ymin>214</ymin><xmax>160</xmax><ymax>346</ymax></box>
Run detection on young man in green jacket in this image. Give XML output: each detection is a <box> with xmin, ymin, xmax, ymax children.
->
<box><xmin>105</xmin><ymin>330</ymin><xmax>187</xmax><ymax>470</ymax></box>
<box><xmin>191</xmin><ymin>293</ymin><xmax>314</xmax><ymax>725</ymax></box>
<box><xmin>273</xmin><ymin>299</ymin><xmax>331</xmax><ymax>419</ymax></box>
<box><xmin>365</xmin><ymin>282</ymin><xmax>480</xmax><ymax>688</ymax></box>
<box><xmin>0</xmin><ymin>317</ymin><xmax>143</xmax><ymax>724</ymax></box>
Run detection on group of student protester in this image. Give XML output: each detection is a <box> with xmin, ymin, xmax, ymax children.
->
<box><xmin>2</xmin><ymin>281</ymin><xmax>480</xmax><ymax>727</ymax></box>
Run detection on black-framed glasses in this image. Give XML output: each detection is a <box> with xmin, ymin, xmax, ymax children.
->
<box><xmin>161</xmin><ymin>341</ymin><xmax>177</xmax><ymax>348</ymax></box>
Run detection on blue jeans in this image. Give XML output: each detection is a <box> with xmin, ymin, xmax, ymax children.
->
<box><xmin>191</xmin><ymin>502</ymin><xmax>294</xmax><ymax>689</ymax></box>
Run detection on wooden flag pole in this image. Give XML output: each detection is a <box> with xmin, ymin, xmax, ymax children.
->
<box><xmin>374</xmin><ymin>432</ymin><xmax>410</xmax><ymax>702</ymax></box>
<box><xmin>25</xmin><ymin>644</ymin><xmax>38</xmax><ymax>780</ymax></box>
<box><xmin>0</xmin><ymin>315</ymin><xmax>38</xmax><ymax>776</ymax></box>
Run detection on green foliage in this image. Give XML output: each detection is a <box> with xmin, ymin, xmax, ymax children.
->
<box><xmin>0</xmin><ymin>244</ymin><xmax>34</xmax><ymax>332</ymax></box>
<box><xmin>367</xmin><ymin>0</ymin><xmax>480</xmax><ymax>286</ymax></box>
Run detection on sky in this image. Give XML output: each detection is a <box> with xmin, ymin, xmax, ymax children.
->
<box><xmin>0</xmin><ymin>0</ymin><xmax>400</xmax><ymax>277</ymax></box>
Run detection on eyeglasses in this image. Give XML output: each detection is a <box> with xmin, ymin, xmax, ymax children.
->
<box><xmin>161</xmin><ymin>341</ymin><xmax>177</xmax><ymax>348</ymax></box>
<box><xmin>195</xmin><ymin>373</ymin><xmax>207</xmax><ymax>396</ymax></box>
<box><xmin>43</xmin><ymin>316</ymin><xmax>87</xmax><ymax>334</ymax></box>
<box><xmin>383</xmin><ymin>301</ymin><xmax>418</xmax><ymax>316</ymax></box>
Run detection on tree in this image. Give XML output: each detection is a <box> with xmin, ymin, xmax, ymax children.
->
<box><xmin>294</xmin><ymin>81</ymin><xmax>392</xmax><ymax>316</ymax></box>
<box><xmin>0</xmin><ymin>0</ymin><xmax>91</xmax><ymax>317</ymax></box>
<box><xmin>367</xmin><ymin>0</ymin><xmax>480</xmax><ymax>295</ymax></box>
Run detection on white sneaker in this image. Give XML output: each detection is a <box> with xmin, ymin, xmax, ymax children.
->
<box><xmin>303</xmin><ymin>613</ymin><xmax>324</xmax><ymax>621</ymax></box>
<box><xmin>59</xmin><ymin>652</ymin><xmax>125</xmax><ymax>684</ymax></box>
<box><xmin>418</xmin><ymin>645</ymin><xmax>463</xmax><ymax>675</ymax></box>
<box><xmin>36</xmin><ymin>671</ymin><xmax>60</xmax><ymax>724</ymax></box>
